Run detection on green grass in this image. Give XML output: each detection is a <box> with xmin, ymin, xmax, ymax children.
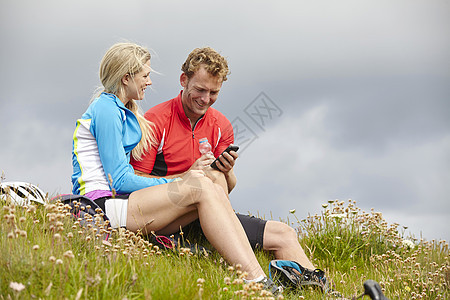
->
<box><xmin>1</xmin><ymin>198</ymin><xmax>448</xmax><ymax>299</ymax></box>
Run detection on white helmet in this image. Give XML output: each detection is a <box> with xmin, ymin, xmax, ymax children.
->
<box><xmin>0</xmin><ymin>181</ymin><xmax>47</xmax><ymax>206</ymax></box>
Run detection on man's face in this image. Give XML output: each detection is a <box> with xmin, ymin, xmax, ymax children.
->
<box><xmin>180</xmin><ymin>66</ymin><xmax>223</xmax><ymax>123</ymax></box>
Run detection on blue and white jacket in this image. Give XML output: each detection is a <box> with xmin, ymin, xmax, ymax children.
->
<box><xmin>72</xmin><ymin>92</ymin><xmax>172</xmax><ymax>195</ymax></box>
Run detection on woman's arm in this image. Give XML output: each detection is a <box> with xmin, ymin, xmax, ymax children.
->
<box><xmin>92</xmin><ymin>99</ymin><xmax>172</xmax><ymax>194</ymax></box>
<box><xmin>135</xmin><ymin>169</ymin><xmax>183</xmax><ymax>179</ymax></box>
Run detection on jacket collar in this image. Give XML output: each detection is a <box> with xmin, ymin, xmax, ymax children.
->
<box><xmin>102</xmin><ymin>92</ymin><xmax>128</xmax><ymax>111</ymax></box>
<box><xmin>174</xmin><ymin>91</ymin><xmax>207</xmax><ymax>129</ymax></box>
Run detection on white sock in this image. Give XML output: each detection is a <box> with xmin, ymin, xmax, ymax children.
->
<box><xmin>243</xmin><ymin>275</ymin><xmax>265</xmax><ymax>283</ymax></box>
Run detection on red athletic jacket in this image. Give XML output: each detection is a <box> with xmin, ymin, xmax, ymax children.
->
<box><xmin>130</xmin><ymin>92</ymin><xmax>234</xmax><ymax>176</ymax></box>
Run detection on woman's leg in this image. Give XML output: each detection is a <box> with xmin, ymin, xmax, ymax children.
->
<box><xmin>154</xmin><ymin>210</ymin><xmax>199</xmax><ymax>236</ymax></box>
<box><xmin>126</xmin><ymin>171</ymin><xmax>265</xmax><ymax>280</ymax></box>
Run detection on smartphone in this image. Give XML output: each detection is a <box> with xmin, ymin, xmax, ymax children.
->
<box><xmin>210</xmin><ymin>144</ymin><xmax>239</xmax><ymax>170</ymax></box>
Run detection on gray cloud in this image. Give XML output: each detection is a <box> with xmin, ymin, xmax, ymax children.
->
<box><xmin>232</xmin><ymin>109</ymin><xmax>450</xmax><ymax>240</ymax></box>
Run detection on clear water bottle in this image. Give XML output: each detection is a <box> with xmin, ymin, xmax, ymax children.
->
<box><xmin>199</xmin><ymin>137</ymin><xmax>212</xmax><ymax>155</ymax></box>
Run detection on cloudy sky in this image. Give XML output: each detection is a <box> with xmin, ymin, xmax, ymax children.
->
<box><xmin>1</xmin><ymin>0</ymin><xmax>449</xmax><ymax>241</ymax></box>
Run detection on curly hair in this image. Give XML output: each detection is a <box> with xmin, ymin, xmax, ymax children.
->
<box><xmin>181</xmin><ymin>47</ymin><xmax>230</xmax><ymax>81</ymax></box>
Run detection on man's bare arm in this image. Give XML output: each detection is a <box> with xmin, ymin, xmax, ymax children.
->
<box><xmin>224</xmin><ymin>168</ymin><xmax>237</xmax><ymax>193</ymax></box>
<box><xmin>212</xmin><ymin>151</ymin><xmax>238</xmax><ymax>193</ymax></box>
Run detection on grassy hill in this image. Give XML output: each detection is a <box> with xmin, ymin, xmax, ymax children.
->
<box><xmin>1</xmin><ymin>197</ymin><xmax>448</xmax><ymax>299</ymax></box>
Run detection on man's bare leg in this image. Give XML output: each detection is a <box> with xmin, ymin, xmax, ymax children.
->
<box><xmin>263</xmin><ymin>220</ymin><xmax>316</xmax><ymax>270</ymax></box>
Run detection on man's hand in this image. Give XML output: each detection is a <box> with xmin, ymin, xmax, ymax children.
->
<box><xmin>188</xmin><ymin>153</ymin><xmax>215</xmax><ymax>171</ymax></box>
<box><xmin>213</xmin><ymin>150</ymin><xmax>238</xmax><ymax>174</ymax></box>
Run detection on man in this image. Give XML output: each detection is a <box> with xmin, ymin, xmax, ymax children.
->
<box><xmin>131</xmin><ymin>47</ymin><xmax>237</xmax><ymax>193</ymax></box>
<box><xmin>131</xmin><ymin>47</ymin><xmax>326</xmax><ymax>288</ymax></box>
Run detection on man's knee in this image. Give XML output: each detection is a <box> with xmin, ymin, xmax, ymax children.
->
<box><xmin>205</xmin><ymin>169</ymin><xmax>228</xmax><ymax>193</ymax></box>
<box><xmin>169</xmin><ymin>176</ymin><xmax>215</xmax><ymax>206</ymax></box>
<box><xmin>268</xmin><ymin>220</ymin><xmax>297</xmax><ymax>234</ymax></box>
<box><xmin>206</xmin><ymin>168</ymin><xmax>225</xmax><ymax>182</ymax></box>
<box><xmin>193</xmin><ymin>177</ymin><xmax>228</xmax><ymax>205</ymax></box>
<box><xmin>264</xmin><ymin>221</ymin><xmax>298</xmax><ymax>248</ymax></box>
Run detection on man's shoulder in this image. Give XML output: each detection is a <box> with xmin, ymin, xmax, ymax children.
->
<box><xmin>206</xmin><ymin>107</ymin><xmax>231</xmax><ymax>125</ymax></box>
<box><xmin>146</xmin><ymin>98</ymin><xmax>175</xmax><ymax>114</ymax></box>
<box><xmin>144</xmin><ymin>98</ymin><xmax>176</xmax><ymax>122</ymax></box>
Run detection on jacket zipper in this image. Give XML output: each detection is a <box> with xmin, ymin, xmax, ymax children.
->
<box><xmin>191</xmin><ymin>117</ymin><xmax>203</xmax><ymax>164</ymax></box>
<box><xmin>191</xmin><ymin>117</ymin><xmax>203</xmax><ymax>139</ymax></box>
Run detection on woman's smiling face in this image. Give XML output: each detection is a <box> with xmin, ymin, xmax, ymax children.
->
<box><xmin>123</xmin><ymin>60</ymin><xmax>152</xmax><ymax>103</ymax></box>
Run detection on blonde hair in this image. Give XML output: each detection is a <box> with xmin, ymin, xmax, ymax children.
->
<box><xmin>98</xmin><ymin>42</ymin><xmax>155</xmax><ymax>161</ymax></box>
<box><xmin>181</xmin><ymin>47</ymin><xmax>230</xmax><ymax>81</ymax></box>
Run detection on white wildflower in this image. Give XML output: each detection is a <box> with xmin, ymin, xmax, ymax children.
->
<box><xmin>402</xmin><ymin>239</ymin><xmax>415</xmax><ymax>249</ymax></box>
<box><xmin>9</xmin><ymin>281</ymin><xmax>25</xmax><ymax>292</ymax></box>
<box><xmin>329</xmin><ymin>213</ymin><xmax>346</xmax><ymax>219</ymax></box>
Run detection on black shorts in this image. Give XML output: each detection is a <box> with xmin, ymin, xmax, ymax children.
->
<box><xmin>182</xmin><ymin>213</ymin><xmax>267</xmax><ymax>250</ymax></box>
<box><xmin>236</xmin><ymin>213</ymin><xmax>267</xmax><ymax>249</ymax></box>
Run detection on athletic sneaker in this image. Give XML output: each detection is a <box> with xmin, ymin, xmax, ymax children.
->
<box><xmin>269</xmin><ymin>260</ymin><xmax>329</xmax><ymax>291</ymax></box>
<box><xmin>258</xmin><ymin>277</ymin><xmax>283</xmax><ymax>296</ymax></box>
<box><xmin>301</xmin><ymin>267</ymin><xmax>328</xmax><ymax>290</ymax></box>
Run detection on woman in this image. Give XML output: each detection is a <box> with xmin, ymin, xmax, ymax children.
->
<box><xmin>71</xmin><ymin>42</ymin><xmax>281</xmax><ymax>294</ymax></box>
